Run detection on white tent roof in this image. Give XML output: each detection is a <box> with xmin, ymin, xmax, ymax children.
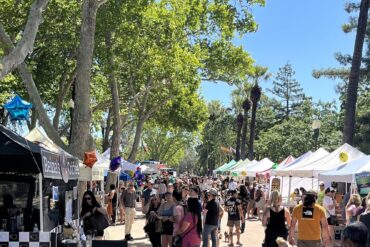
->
<box><xmin>231</xmin><ymin>159</ymin><xmax>251</xmax><ymax>172</ymax></box>
<box><xmin>272</xmin><ymin>148</ymin><xmax>328</xmax><ymax>176</ymax></box>
<box><xmin>278</xmin><ymin>155</ymin><xmax>295</xmax><ymax>169</ymax></box>
<box><xmin>25</xmin><ymin>127</ymin><xmax>104</xmax><ymax>181</ymax></box>
<box><xmin>292</xmin><ymin>143</ymin><xmax>365</xmax><ymax>178</ymax></box>
<box><xmin>318</xmin><ymin>155</ymin><xmax>370</xmax><ymax>183</ymax></box>
<box><xmin>246</xmin><ymin>158</ymin><xmax>274</xmax><ymax>177</ymax></box>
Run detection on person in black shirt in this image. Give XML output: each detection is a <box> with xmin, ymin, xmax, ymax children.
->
<box><xmin>225</xmin><ymin>190</ymin><xmax>244</xmax><ymax>246</ymax></box>
<box><xmin>202</xmin><ymin>188</ymin><xmax>219</xmax><ymax>247</ymax></box>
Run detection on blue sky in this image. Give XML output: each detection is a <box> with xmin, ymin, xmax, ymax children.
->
<box><xmin>201</xmin><ymin>0</ymin><xmax>356</xmax><ymax>107</ymax></box>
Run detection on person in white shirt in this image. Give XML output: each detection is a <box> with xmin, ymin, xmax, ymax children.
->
<box><xmin>323</xmin><ymin>187</ymin><xmax>337</xmax><ymax>241</ymax></box>
<box><xmin>228</xmin><ymin>178</ymin><xmax>238</xmax><ymax>191</ymax></box>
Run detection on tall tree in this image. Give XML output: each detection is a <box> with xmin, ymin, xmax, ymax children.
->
<box><xmin>69</xmin><ymin>0</ymin><xmax>107</xmax><ymax>158</ymax></box>
<box><xmin>342</xmin><ymin>0</ymin><xmax>369</xmax><ymax>145</ymax></box>
<box><xmin>270</xmin><ymin>63</ymin><xmax>304</xmax><ymax>119</ymax></box>
<box><xmin>248</xmin><ymin>66</ymin><xmax>270</xmax><ymax>160</ymax></box>
<box><xmin>240</xmin><ymin>99</ymin><xmax>251</xmax><ymax>160</ymax></box>
<box><xmin>0</xmin><ymin>0</ymin><xmax>49</xmax><ymax>78</ymax></box>
<box><xmin>235</xmin><ymin>113</ymin><xmax>244</xmax><ymax>161</ymax></box>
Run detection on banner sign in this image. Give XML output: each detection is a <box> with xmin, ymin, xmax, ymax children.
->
<box><xmin>355</xmin><ymin>171</ymin><xmax>370</xmax><ymax>195</ymax></box>
<box><xmin>41</xmin><ymin>149</ymin><xmax>79</xmax><ymax>181</ymax></box>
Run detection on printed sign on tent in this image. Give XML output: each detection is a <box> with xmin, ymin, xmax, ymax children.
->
<box><xmin>355</xmin><ymin>171</ymin><xmax>370</xmax><ymax>195</ymax></box>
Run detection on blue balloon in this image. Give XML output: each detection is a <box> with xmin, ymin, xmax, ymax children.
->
<box><xmin>4</xmin><ymin>95</ymin><xmax>32</xmax><ymax>121</ymax></box>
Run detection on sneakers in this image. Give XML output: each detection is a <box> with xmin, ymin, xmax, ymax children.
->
<box><xmin>125</xmin><ymin>234</ymin><xmax>134</xmax><ymax>241</ymax></box>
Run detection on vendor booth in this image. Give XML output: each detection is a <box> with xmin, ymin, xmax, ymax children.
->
<box><xmin>319</xmin><ymin>155</ymin><xmax>370</xmax><ymax>183</ymax></box>
<box><xmin>245</xmin><ymin>158</ymin><xmax>274</xmax><ymax>178</ymax></box>
<box><xmin>0</xmin><ymin>125</ymin><xmax>79</xmax><ymax>246</ymax></box>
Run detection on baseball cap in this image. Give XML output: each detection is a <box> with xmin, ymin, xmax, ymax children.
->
<box><xmin>319</xmin><ymin>181</ymin><xmax>325</xmax><ymax>186</ymax></box>
<box><xmin>208</xmin><ymin>188</ymin><xmax>218</xmax><ymax>196</ymax></box>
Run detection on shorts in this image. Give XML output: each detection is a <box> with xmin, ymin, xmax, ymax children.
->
<box><xmin>297</xmin><ymin>240</ymin><xmax>321</xmax><ymax>247</ymax></box>
<box><xmin>227</xmin><ymin>220</ymin><xmax>240</xmax><ymax>228</ymax></box>
<box><xmin>248</xmin><ymin>199</ymin><xmax>256</xmax><ymax>209</ymax></box>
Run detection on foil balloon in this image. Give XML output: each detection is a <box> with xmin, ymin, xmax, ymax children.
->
<box><xmin>110</xmin><ymin>156</ymin><xmax>121</xmax><ymax>171</ymax></box>
<box><xmin>339</xmin><ymin>152</ymin><xmax>349</xmax><ymax>163</ymax></box>
<box><xmin>4</xmin><ymin>95</ymin><xmax>32</xmax><ymax>121</ymax></box>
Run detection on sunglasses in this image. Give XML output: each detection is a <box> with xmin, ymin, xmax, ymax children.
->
<box><xmin>84</xmin><ymin>197</ymin><xmax>91</xmax><ymax>200</ymax></box>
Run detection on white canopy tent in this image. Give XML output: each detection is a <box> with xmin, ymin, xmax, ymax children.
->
<box><xmin>246</xmin><ymin>158</ymin><xmax>274</xmax><ymax>177</ymax></box>
<box><xmin>270</xmin><ymin>151</ymin><xmax>315</xmax><ymax>202</ymax></box>
<box><xmin>318</xmin><ymin>155</ymin><xmax>370</xmax><ymax>183</ymax></box>
<box><xmin>272</xmin><ymin>148</ymin><xmax>328</xmax><ymax>177</ymax></box>
<box><xmin>291</xmin><ymin>143</ymin><xmax>365</xmax><ymax>178</ymax></box>
<box><xmin>278</xmin><ymin>155</ymin><xmax>295</xmax><ymax>169</ymax></box>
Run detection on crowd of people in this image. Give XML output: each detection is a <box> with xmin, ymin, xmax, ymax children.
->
<box><xmin>79</xmin><ymin>174</ymin><xmax>370</xmax><ymax>247</ymax></box>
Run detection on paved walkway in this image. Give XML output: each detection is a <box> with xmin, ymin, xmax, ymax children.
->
<box><xmin>104</xmin><ymin>209</ymin><xmax>266</xmax><ymax>247</ymax></box>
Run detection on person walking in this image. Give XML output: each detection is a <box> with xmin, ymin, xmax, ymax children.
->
<box><xmin>346</xmin><ymin>194</ymin><xmax>362</xmax><ymax>225</ymax></box>
<box><xmin>80</xmin><ymin>190</ymin><xmax>109</xmax><ymax>240</ymax></box>
<box><xmin>146</xmin><ymin>194</ymin><xmax>162</xmax><ymax>247</ymax></box>
<box><xmin>262</xmin><ymin>190</ymin><xmax>291</xmax><ymax>247</ymax></box>
<box><xmin>238</xmin><ymin>185</ymin><xmax>249</xmax><ymax>233</ymax></box>
<box><xmin>342</xmin><ymin>222</ymin><xmax>368</xmax><ymax>247</ymax></box>
<box><xmin>119</xmin><ymin>186</ymin><xmax>126</xmax><ymax>224</ymax></box>
<box><xmin>255</xmin><ymin>185</ymin><xmax>265</xmax><ymax>221</ymax></box>
<box><xmin>106</xmin><ymin>184</ymin><xmax>117</xmax><ymax>225</ymax></box>
<box><xmin>142</xmin><ymin>181</ymin><xmax>154</xmax><ymax>214</ymax></box>
<box><xmin>202</xmin><ymin>188</ymin><xmax>219</xmax><ymax>247</ymax></box>
<box><xmin>316</xmin><ymin>181</ymin><xmax>325</xmax><ymax>206</ymax></box>
<box><xmin>176</xmin><ymin>197</ymin><xmax>202</xmax><ymax>247</ymax></box>
<box><xmin>120</xmin><ymin>182</ymin><xmax>137</xmax><ymax>241</ymax></box>
<box><xmin>288</xmin><ymin>190</ymin><xmax>331</xmax><ymax>247</ymax></box>
<box><xmin>224</xmin><ymin>190</ymin><xmax>244</xmax><ymax>246</ymax></box>
<box><xmin>359</xmin><ymin>197</ymin><xmax>370</xmax><ymax>246</ymax></box>
<box><xmin>323</xmin><ymin>187</ymin><xmax>337</xmax><ymax>241</ymax></box>
<box><xmin>157</xmin><ymin>192</ymin><xmax>176</xmax><ymax>247</ymax></box>
<box><xmin>247</xmin><ymin>182</ymin><xmax>257</xmax><ymax>219</ymax></box>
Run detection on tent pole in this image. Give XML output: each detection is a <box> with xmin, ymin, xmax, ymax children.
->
<box><xmin>287</xmin><ymin>176</ymin><xmax>292</xmax><ymax>203</ymax></box>
<box><xmin>312</xmin><ymin>176</ymin><xmax>314</xmax><ymax>189</ymax></box>
<box><xmin>39</xmin><ymin>173</ymin><xmax>44</xmax><ymax>231</ymax></box>
<box><xmin>281</xmin><ymin>176</ymin><xmax>284</xmax><ymax>194</ymax></box>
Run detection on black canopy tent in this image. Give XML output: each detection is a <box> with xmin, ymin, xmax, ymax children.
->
<box><xmin>0</xmin><ymin>124</ymin><xmax>43</xmax><ymax>174</ymax></box>
<box><xmin>0</xmin><ymin>125</ymin><xmax>80</xmax><ymax>233</ymax></box>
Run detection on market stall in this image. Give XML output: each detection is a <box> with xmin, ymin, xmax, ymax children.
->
<box><xmin>0</xmin><ymin>125</ymin><xmax>80</xmax><ymax>246</ymax></box>
<box><xmin>318</xmin><ymin>155</ymin><xmax>370</xmax><ymax>183</ymax></box>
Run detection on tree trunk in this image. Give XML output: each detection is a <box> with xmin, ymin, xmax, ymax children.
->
<box><xmin>105</xmin><ymin>31</ymin><xmax>121</xmax><ymax>159</ymax></box>
<box><xmin>342</xmin><ymin>0</ymin><xmax>369</xmax><ymax>145</ymax></box>
<box><xmin>0</xmin><ymin>0</ymin><xmax>49</xmax><ymax>79</ymax></box>
<box><xmin>240</xmin><ymin>110</ymin><xmax>249</xmax><ymax>160</ymax></box>
<box><xmin>235</xmin><ymin>125</ymin><xmax>242</xmax><ymax>161</ymax></box>
<box><xmin>69</xmin><ymin>0</ymin><xmax>105</xmax><ymax>158</ymax></box>
<box><xmin>248</xmin><ymin>103</ymin><xmax>258</xmax><ymax>160</ymax></box>
<box><xmin>128</xmin><ymin>116</ymin><xmax>145</xmax><ymax>162</ymax></box>
<box><xmin>102</xmin><ymin>108</ymin><xmax>112</xmax><ymax>152</ymax></box>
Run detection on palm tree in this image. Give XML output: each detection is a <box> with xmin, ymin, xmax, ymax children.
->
<box><xmin>343</xmin><ymin>0</ymin><xmax>369</xmax><ymax>145</ymax></box>
<box><xmin>248</xmin><ymin>66</ymin><xmax>270</xmax><ymax>160</ymax></box>
<box><xmin>241</xmin><ymin>98</ymin><xmax>251</xmax><ymax>159</ymax></box>
<box><xmin>235</xmin><ymin>113</ymin><xmax>244</xmax><ymax>161</ymax></box>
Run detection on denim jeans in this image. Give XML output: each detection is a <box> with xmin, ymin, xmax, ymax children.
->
<box><xmin>202</xmin><ymin>224</ymin><xmax>218</xmax><ymax>247</ymax></box>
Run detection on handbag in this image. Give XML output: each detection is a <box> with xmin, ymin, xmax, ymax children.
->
<box><xmin>91</xmin><ymin>211</ymin><xmax>110</xmax><ymax>230</ymax></box>
<box><xmin>173</xmin><ymin>217</ymin><xmax>196</xmax><ymax>247</ymax></box>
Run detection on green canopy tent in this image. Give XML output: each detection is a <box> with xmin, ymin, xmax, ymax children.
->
<box><xmin>215</xmin><ymin>160</ymin><xmax>236</xmax><ymax>174</ymax></box>
<box><xmin>219</xmin><ymin>159</ymin><xmax>245</xmax><ymax>174</ymax></box>
<box><xmin>230</xmin><ymin>159</ymin><xmax>251</xmax><ymax>176</ymax></box>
